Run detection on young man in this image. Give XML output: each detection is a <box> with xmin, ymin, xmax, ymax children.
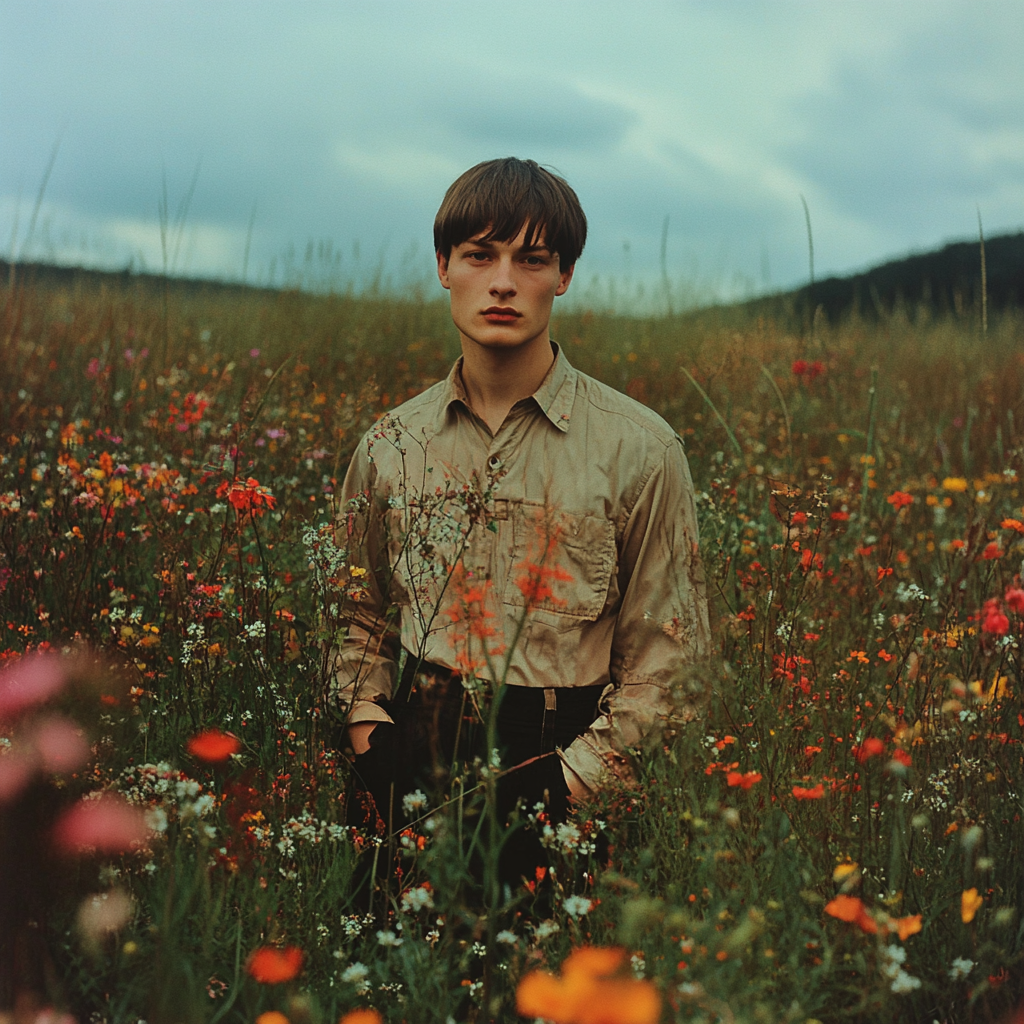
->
<box><xmin>334</xmin><ymin>157</ymin><xmax>709</xmax><ymax>876</ymax></box>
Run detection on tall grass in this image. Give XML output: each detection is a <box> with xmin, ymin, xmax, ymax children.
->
<box><xmin>1</xmin><ymin>270</ymin><xmax>1022</xmax><ymax>1023</ymax></box>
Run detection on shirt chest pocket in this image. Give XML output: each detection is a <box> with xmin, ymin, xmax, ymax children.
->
<box><xmin>504</xmin><ymin>503</ymin><xmax>617</xmax><ymax>627</ymax></box>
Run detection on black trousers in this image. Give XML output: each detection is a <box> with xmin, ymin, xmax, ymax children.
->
<box><xmin>348</xmin><ymin>661</ymin><xmax>604</xmax><ymax>887</ymax></box>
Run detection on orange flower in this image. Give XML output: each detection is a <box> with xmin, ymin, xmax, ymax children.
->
<box><xmin>886</xmin><ymin>490</ymin><xmax>914</xmax><ymax>510</ymax></box>
<box><xmin>516</xmin><ymin>946</ymin><xmax>661</xmax><ymax>1024</ymax></box>
<box><xmin>187</xmin><ymin>728</ymin><xmax>241</xmax><ymax>762</ymax></box>
<box><xmin>256</xmin><ymin>1014</ymin><xmax>290</xmax><ymax>1024</ymax></box>
<box><xmin>895</xmin><ymin>914</ymin><xmax>923</xmax><ymax>940</ymax></box>
<box><xmin>792</xmin><ymin>784</ymin><xmax>824</xmax><ymax>800</ymax></box>
<box><xmin>339</xmin><ymin>1012</ymin><xmax>383</xmax><ymax>1024</ymax></box>
<box><xmin>824</xmin><ymin>895</ymin><xmax>877</xmax><ymax>934</ymax></box>
<box><xmin>1001</xmin><ymin>518</ymin><xmax>1024</xmax><ymax>534</ymax></box>
<box><xmin>852</xmin><ymin>737</ymin><xmax>885</xmax><ymax>763</ymax></box>
<box><xmin>726</xmin><ymin>771</ymin><xmax>762</xmax><ymax>789</ymax></box>
<box><xmin>246</xmin><ymin>945</ymin><xmax>303</xmax><ymax>983</ymax></box>
<box><xmin>961</xmin><ymin>888</ymin><xmax>983</xmax><ymax>924</ymax></box>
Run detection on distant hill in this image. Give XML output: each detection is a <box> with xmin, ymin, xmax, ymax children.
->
<box><xmin>3</xmin><ymin>230</ymin><xmax>1023</xmax><ymax>322</ymax></box>
<box><xmin>0</xmin><ymin>259</ymin><xmax>272</xmax><ymax>299</ymax></box>
<box><xmin>747</xmin><ymin>231</ymin><xmax>1024</xmax><ymax>324</ymax></box>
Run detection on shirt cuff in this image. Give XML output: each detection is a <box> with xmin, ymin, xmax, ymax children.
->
<box><xmin>345</xmin><ymin>700</ymin><xmax>395</xmax><ymax>726</ymax></box>
<box><xmin>559</xmin><ymin>740</ymin><xmax>606</xmax><ymax>794</ymax></box>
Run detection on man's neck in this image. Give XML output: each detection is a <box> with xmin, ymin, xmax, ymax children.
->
<box><xmin>459</xmin><ymin>334</ymin><xmax>556</xmax><ymax>435</ymax></box>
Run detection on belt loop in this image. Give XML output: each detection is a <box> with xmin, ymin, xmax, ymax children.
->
<box><xmin>541</xmin><ymin>688</ymin><xmax>557</xmax><ymax>753</ymax></box>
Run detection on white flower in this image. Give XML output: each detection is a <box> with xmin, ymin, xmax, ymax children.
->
<box><xmin>400</xmin><ymin>886</ymin><xmax>434</xmax><ymax>913</ymax></box>
<box><xmin>144</xmin><ymin>807</ymin><xmax>168</xmax><ymax>833</ymax></box>
<box><xmin>496</xmin><ymin>930</ymin><xmax>518</xmax><ymax>946</ymax></box>
<box><xmin>402</xmin><ymin>789</ymin><xmax>428</xmax><ymax>816</ymax></box>
<box><xmin>376</xmin><ymin>929</ymin><xmax>403</xmax><ymax>947</ymax></box>
<box><xmin>890</xmin><ymin>969</ymin><xmax>922</xmax><ymax>994</ymax></box>
<box><xmin>554</xmin><ymin>822</ymin><xmax>581</xmax><ymax>851</ymax></box>
<box><xmin>533</xmin><ymin>920</ymin><xmax>560</xmax><ymax>940</ymax></box>
<box><xmin>562</xmin><ymin>896</ymin><xmax>593</xmax><ymax>919</ymax></box>
<box><xmin>949</xmin><ymin>957</ymin><xmax>975</xmax><ymax>981</ymax></box>
<box><xmin>341</xmin><ymin>961</ymin><xmax>370</xmax><ymax>994</ymax></box>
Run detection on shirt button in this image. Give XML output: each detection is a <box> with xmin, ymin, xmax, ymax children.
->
<box><xmin>488</xmin><ymin>456</ymin><xmax>500</xmax><ymax>468</ymax></box>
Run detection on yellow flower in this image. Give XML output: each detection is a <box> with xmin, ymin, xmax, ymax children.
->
<box><xmin>832</xmin><ymin>861</ymin><xmax>858</xmax><ymax>883</ymax></box>
<box><xmin>942</xmin><ymin>477</ymin><xmax>969</xmax><ymax>493</ymax></box>
<box><xmin>961</xmin><ymin>888</ymin><xmax>983</xmax><ymax>924</ymax></box>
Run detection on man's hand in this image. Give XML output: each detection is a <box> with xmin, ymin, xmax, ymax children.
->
<box><xmin>562</xmin><ymin>761</ymin><xmax>591</xmax><ymax>803</ymax></box>
<box><xmin>348</xmin><ymin>721</ymin><xmax>378</xmax><ymax>755</ymax></box>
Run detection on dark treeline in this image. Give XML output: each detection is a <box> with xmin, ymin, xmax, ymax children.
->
<box><xmin>746</xmin><ymin>231</ymin><xmax>1023</xmax><ymax>325</ymax></box>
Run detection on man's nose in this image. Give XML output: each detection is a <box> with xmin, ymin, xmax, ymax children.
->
<box><xmin>488</xmin><ymin>257</ymin><xmax>516</xmax><ymax>295</ymax></box>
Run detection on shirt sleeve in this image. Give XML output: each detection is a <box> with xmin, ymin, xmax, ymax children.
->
<box><xmin>328</xmin><ymin>434</ymin><xmax>399</xmax><ymax>727</ymax></box>
<box><xmin>560</xmin><ymin>436</ymin><xmax>710</xmax><ymax>791</ymax></box>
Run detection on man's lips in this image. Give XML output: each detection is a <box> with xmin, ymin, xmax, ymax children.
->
<box><xmin>482</xmin><ymin>307</ymin><xmax>521</xmax><ymax>322</ymax></box>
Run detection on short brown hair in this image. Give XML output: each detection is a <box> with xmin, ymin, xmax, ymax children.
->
<box><xmin>433</xmin><ymin>158</ymin><xmax>587</xmax><ymax>272</ymax></box>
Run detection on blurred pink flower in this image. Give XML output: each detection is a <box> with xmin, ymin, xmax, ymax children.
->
<box><xmin>0</xmin><ymin>652</ymin><xmax>67</xmax><ymax>722</ymax></box>
<box><xmin>34</xmin><ymin>715</ymin><xmax>91</xmax><ymax>773</ymax></box>
<box><xmin>54</xmin><ymin>793</ymin><xmax>151</xmax><ymax>855</ymax></box>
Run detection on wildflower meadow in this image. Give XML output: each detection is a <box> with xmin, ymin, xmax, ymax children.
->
<box><xmin>1</xmin><ymin>269</ymin><xmax>1022</xmax><ymax>1024</ymax></box>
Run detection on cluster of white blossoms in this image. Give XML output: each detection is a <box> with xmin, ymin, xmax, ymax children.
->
<box><xmin>400</xmin><ymin>885</ymin><xmax>434</xmax><ymax>913</ymax></box>
<box><xmin>948</xmin><ymin>957</ymin><xmax>975</xmax><ymax>982</ymax></box>
<box><xmin>562</xmin><ymin>895</ymin><xmax>593</xmax><ymax>919</ymax></box>
<box><xmin>340</xmin><ymin>961</ymin><xmax>371</xmax><ymax>994</ymax></box>
<box><xmin>272</xmin><ymin>813</ymin><xmax>350</xmax><ymax>857</ymax></box>
<box><xmin>880</xmin><ymin>944</ymin><xmax>921</xmax><ymax>994</ymax></box>
<box><xmin>401</xmin><ymin>789</ymin><xmax>428</xmax><ymax>816</ymax></box>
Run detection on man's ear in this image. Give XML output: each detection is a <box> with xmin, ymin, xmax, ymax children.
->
<box><xmin>555</xmin><ymin>263</ymin><xmax>575</xmax><ymax>297</ymax></box>
<box><xmin>436</xmin><ymin>251</ymin><xmax>451</xmax><ymax>291</ymax></box>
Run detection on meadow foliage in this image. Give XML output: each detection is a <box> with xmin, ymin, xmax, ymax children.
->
<box><xmin>1</xmin><ymin>272</ymin><xmax>1023</xmax><ymax>1023</ymax></box>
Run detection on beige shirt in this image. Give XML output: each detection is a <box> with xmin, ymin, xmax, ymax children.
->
<box><xmin>332</xmin><ymin>344</ymin><xmax>710</xmax><ymax>791</ymax></box>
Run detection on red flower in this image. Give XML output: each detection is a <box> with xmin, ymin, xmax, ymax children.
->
<box><xmin>1006</xmin><ymin>587</ymin><xmax>1024</xmax><ymax>613</ymax></box>
<box><xmin>215</xmin><ymin>477</ymin><xmax>276</xmax><ymax>516</ymax></box>
<box><xmin>852</xmin><ymin>737</ymin><xmax>885</xmax><ymax>763</ymax></box>
<box><xmin>726</xmin><ymin>771</ymin><xmax>762</xmax><ymax>789</ymax></box>
<box><xmin>187</xmin><ymin>729</ymin><xmax>241</xmax><ymax>762</ymax></box>
<box><xmin>808</xmin><ymin>360</ymin><xmax>825</xmax><ymax>379</ymax></box>
<box><xmin>981</xmin><ymin>542</ymin><xmax>1003</xmax><ymax>560</ymax></box>
<box><xmin>54</xmin><ymin>793</ymin><xmax>151</xmax><ymax>855</ymax></box>
<box><xmin>982</xmin><ymin>599</ymin><xmax>1010</xmax><ymax>636</ymax></box>
<box><xmin>886</xmin><ymin>490</ymin><xmax>913</xmax><ymax>510</ymax></box>
<box><xmin>830</xmin><ymin>510</ymin><xmax>850</xmax><ymax>521</ymax></box>
<box><xmin>792</xmin><ymin>784</ymin><xmax>824</xmax><ymax>800</ymax></box>
<box><xmin>791</xmin><ymin>359</ymin><xmax>808</xmax><ymax>376</ymax></box>
<box><xmin>891</xmin><ymin>748</ymin><xmax>912</xmax><ymax>768</ymax></box>
<box><xmin>247</xmin><ymin>945</ymin><xmax>303</xmax><ymax>983</ymax></box>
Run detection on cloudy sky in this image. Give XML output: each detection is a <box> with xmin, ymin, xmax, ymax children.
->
<box><xmin>2</xmin><ymin>1</ymin><xmax>1022</xmax><ymax>304</ymax></box>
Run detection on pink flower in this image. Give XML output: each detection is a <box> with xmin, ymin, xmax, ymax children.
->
<box><xmin>54</xmin><ymin>793</ymin><xmax>151</xmax><ymax>855</ymax></box>
<box><xmin>34</xmin><ymin>716</ymin><xmax>90</xmax><ymax>773</ymax></box>
<box><xmin>0</xmin><ymin>653</ymin><xmax>67</xmax><ymax>722</ymax></box>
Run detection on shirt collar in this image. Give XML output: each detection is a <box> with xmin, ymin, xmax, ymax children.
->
<box><xmin>438</xmin><ymin>342</ymin><xmax>578</xmax><ymax>434</ymax></box>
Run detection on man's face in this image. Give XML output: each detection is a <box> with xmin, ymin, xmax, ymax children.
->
<box><xmin>437</xmin><ymin>224</ymin><xmax>574</xmax><ymax>354</ymax></box>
